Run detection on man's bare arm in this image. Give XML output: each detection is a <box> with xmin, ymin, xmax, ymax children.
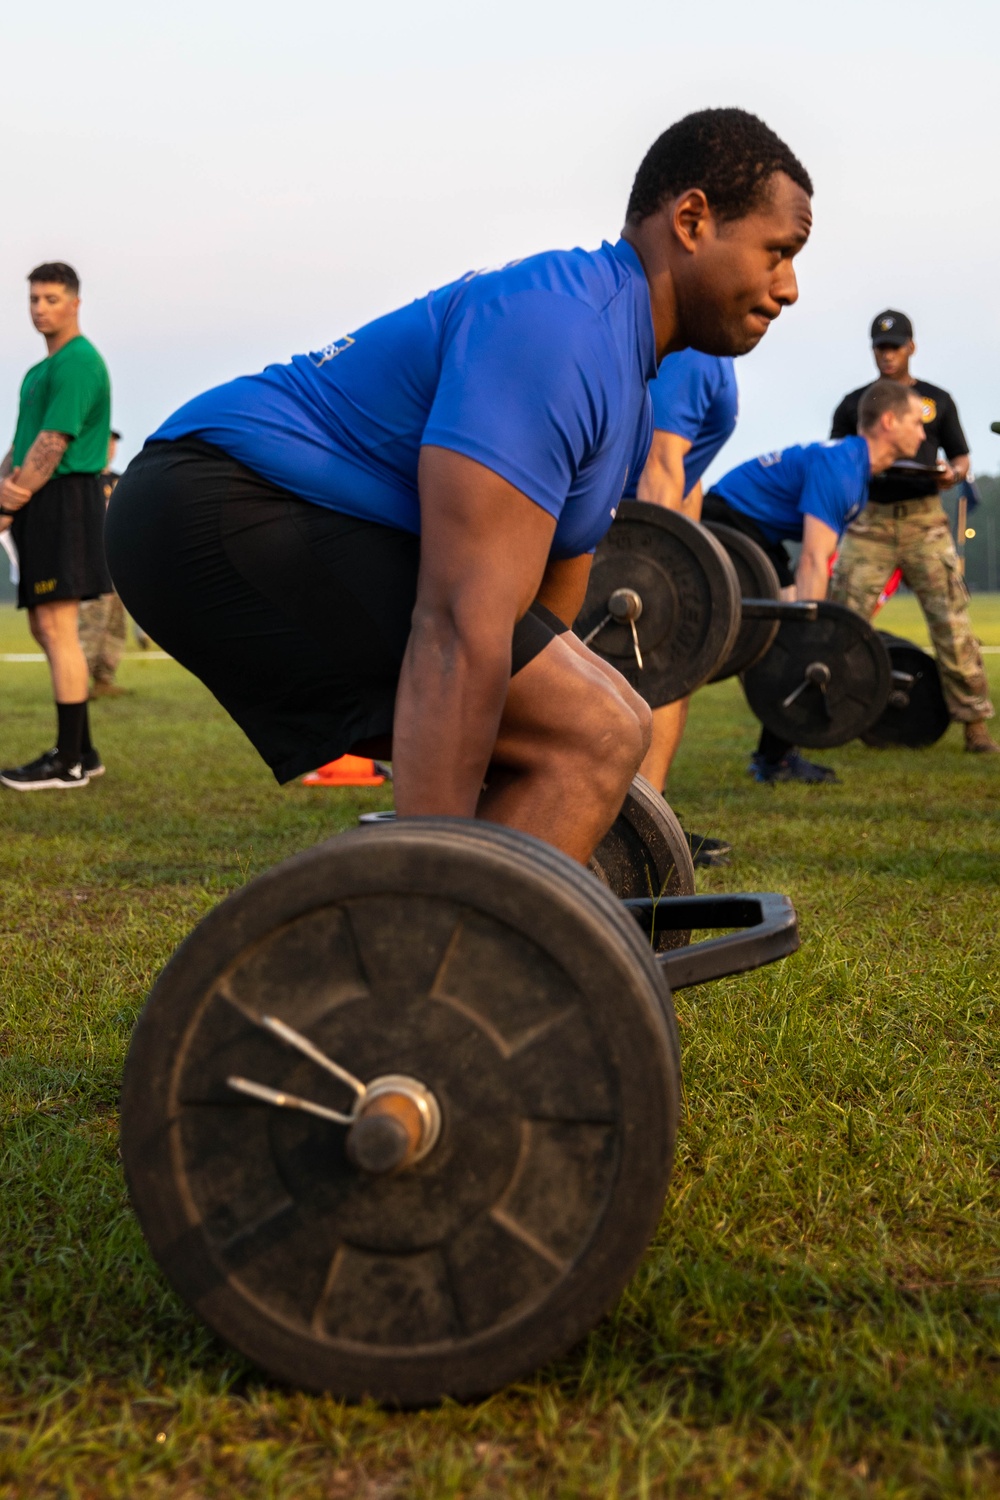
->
<box><xmin>15</xmin><ymin>431</ymin><xmax>69</xmax><ymax>494</ymax></box>
<box><xmin>795</xmin><ymin>514</ymin><xmax>839</xmax><ymax>601</ymax></box>
<box><xmin>533</xmin><ymin>553</ymin><xmax>592</xmax><ymax>627</ymax></box>
<box><xmin>392</xmin><ymin>447</ymin><xmax>558</xmax><ymax>819</ymax></box>
<box><xmin>0</xmin><ymin>448</ymin><xmax>12</xmax><ymax>481</ymax></box>
<box><xmin>0</xmin><ymin>431</ymin><xmax>70</xmax><ymax>517</ymax></box>
<box><xmin>636</xmin><ymin>430</ymin><xmax>692</xmax><ymax>511</ymax></box>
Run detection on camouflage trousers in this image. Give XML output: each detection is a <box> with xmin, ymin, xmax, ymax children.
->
<box><xmin>829</xmin><ymin>494</ymin><xmax>993</xmax><ymax>723</ymax></box>
<box><xmin>78</xmin><ymin>591</ymin><xmax>128</xmax><ymax>685</ymax></box>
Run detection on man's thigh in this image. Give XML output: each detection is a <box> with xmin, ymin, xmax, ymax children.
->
<box><xmin>898</xmin><ymin>513</ymin><xmax>965</xmax><ymax>624</ymax></box>
<box><xmin>829</xmin><ymin>513</ymin><xmax>897</xmax><ymax>618</ymax></box>
<box><xmin>31</xmin><ymin>598</ymin><xmax>81</xmax><ymax>636</ymax></box>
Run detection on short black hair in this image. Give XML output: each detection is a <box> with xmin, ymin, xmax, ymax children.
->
<box><xmin>626</xmin><ymin>108</ymin><xmax>812</xmax><ymax>224</ymax></box>
<box><xmin>28</xmin><ymin>262</ymin><xmax>80</xmax><ymax>294</ymax></box>
<box><xmin>858</xmin><ymin>379</ymin><xmax>918</xmax><ymax>432</ymax></box>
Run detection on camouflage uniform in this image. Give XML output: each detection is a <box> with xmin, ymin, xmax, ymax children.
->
<box><xmin>77</xmin><ymin>469</ymin><xmax>128</xmax><ymax>689</ymax></box>
<box><xmin>829</xmin><ymin>494</ymin><xmax>993</xmax><ymax>723</ymax></box>
<box><xmin>78</xmin><ymin>589</ymin><xmax>128</xmax><ymax>685</ymax></box>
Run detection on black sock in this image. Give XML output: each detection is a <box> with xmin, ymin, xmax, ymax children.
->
<box><xmin>55</xmin><ymin>701</ymin><xmax>87</xmax><ymax>768</ymax></box>
<box><xmin>80</xmin><ymin>703</ymin><xmax>93</xmax><ymax>756</ymax></box>
<box><xmin>757</xmin><ymin>727</ymin><xmax>795</xmax><ymax>763</ymax></box>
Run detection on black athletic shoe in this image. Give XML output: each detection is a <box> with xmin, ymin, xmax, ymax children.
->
<box><xmin>27</xmin><ymin>746</ymin><xmax>105</xmax><ymax>779</ymax></box>
<box><xmin>0</xmin><ymin>752</ymin><xmax>90</xmax><ymax>790</ymax></box>
<box><xmin>683</xmin><ymin>830</ymin><xmax>733</xmax><ymax>868</ymax></box>
<box><xmin>80</xmin><ymin>748</ymin><xmax>105</xmax><ymax>777</ymax></box>
<box><xmin>748</xmin><ymin>750</ymin><xmax>839</xmax><ymax>785</ymax></box>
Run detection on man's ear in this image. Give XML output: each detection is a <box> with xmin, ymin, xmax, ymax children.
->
<box><xmin>671</xmin><ymin>189</ymin><xmax>711</xmax><ymax>254</ymax></box>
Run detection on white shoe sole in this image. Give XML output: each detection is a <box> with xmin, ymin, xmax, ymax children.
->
<box><xmin>0</xmin><ymin>773</ymin><xmax>91</xmax><ymax>790</ymax></box>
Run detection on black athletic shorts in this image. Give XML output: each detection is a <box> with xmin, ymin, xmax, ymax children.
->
<box><xmin>702</xmin><ymin>491</ymin><xmax>795</xmax><ymax>590</ymax></box>
<box><xmin>105</xmin><ymin>439</ymin><xmax>566</xmax><ymax>784</ymax></box>
<box><xmin>11</xmin><ymin>471</ymin><xmax>112</xmax><ymax>609</ymax></box>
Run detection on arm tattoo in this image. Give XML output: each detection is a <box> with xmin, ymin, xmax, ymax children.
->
<box><xmin>18</xmin><ymin>430</ymin><xmax>71</xmax><ymax>492</ymax></box>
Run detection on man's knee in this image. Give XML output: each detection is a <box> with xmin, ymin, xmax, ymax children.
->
<box><xmin>583</xmin><ymin>686</ymin><xmax>650</xmax><ymax>788</ymax></box>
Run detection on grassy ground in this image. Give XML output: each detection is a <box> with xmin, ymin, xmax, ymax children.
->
<box><xmin>1</xmin><ymin>597</ymin><xmax>998</xmax><ymax>1499</ymax></box>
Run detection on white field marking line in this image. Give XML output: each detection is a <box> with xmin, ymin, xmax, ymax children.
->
<box><xmin>0</xmin><ymin>651</ymin><xmax>171</xmax><ymax>662</ymax></box>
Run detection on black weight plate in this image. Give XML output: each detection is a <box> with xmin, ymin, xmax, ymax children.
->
<box><xmin>861</xmin><ymin>634</ymin><xmax>950</xmax><ymax>749</ymax></box>
<box><xmin>121</xmin><ymin>819</ymin><xmax>680</xmax><ymax>1407</ymax></box>
<box><xmin>590</xmin><ymin>775</ymin><xmax>695</xmax><ymax>951</ymax></box>
<box><xmin>702</xmin><ymin>522</ymin><xmax>782</xmax><ymax>681</ymax></box>
<box><xmin>576</xmin><ymin>501</ymin><xmax>741</xmax><ymax>707</ymax></box>
<box><xmin>742</xmin><ymin>601</ymin><xmax>892</xmax><ymax>749</ymax></box>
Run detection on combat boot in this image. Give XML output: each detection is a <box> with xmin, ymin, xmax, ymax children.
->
<box><xmin>964</xmin><ymin>721</ymin><xmax>1000</xmax><ymax>754</ymax></box>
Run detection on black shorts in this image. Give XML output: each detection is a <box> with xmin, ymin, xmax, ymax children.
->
<box><xmin>702</xmin><ymin>491</ymin><xmax>795</xmax><ymax>590</ymax></box>
<box><xmin>105</xmin><ymin>439</ymin><xmax>565</xmax><ymax>784</ymax></box>
<box><xmin>11</xmin><ymin>471</ymin><xmax>112</xmax><ymax>609</ymax></box>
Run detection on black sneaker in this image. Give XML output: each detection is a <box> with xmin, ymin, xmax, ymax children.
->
<box><xmin>28</xmin><ymin>746</ymin><xmax>105</xmax><ymax>779</ymax></box>
<box><xmin>748</xmin><ymin>750</ymin><xmax>839</xmax><ymax>785</ymax></box>
<box><xmin>0</xmin><ymin>752</ymin><xmax>90</xmax><ymax>790</ymax></box>
<box><xmin>81</xmin><ymin>748</ymin><xmax>105</xmax><ymax>778</ymax></box>
<box><xmin>683</xmin><ymin>830</ymin><xmax>733</xmax><ymax>868</ymax></box>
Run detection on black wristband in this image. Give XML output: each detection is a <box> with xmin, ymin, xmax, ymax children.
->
<box><xmin>0</xmin><ymin>505</ymin><xmax>16</xmax><ymax>517</ymax></box>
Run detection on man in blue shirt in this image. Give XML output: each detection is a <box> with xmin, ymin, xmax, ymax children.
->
<box><xmin>629</xmin><ymin>350</ymin><xmax>738</xmax><ymax>863</ymax></box>
<box><xmin>106</xmin><ymin>108</ymin><xmax>813</xmax><ymax>863</ymax></box>
<box><xmin>703</xmin><ymin>379</ymin><xmax>926</xmax><ymax>781</ymax></box>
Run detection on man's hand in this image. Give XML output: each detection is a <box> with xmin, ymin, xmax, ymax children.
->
<box><xmin>935</xmin><ymin>454</ymin><xmax>969</xmax><ymax>491</ymax></box>
<box><xmin>0</xmin><ymin>471</ymin><xmax>31</xmax><ymax>513</ymax></box>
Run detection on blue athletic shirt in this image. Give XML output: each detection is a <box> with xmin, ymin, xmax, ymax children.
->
<box><xmin>709</xmin><ymin>436</ymin><xmax>871</xmax><ymax>544</ymax></box>
<box><xmin>625</xmin><ymin>350</ymin><xmax>738</xmax><ymax>497</ymax></box>
<box><xmin>150</xmin><ymin>240</ymin><xmax>657</xmax><ymax>560</ymax></box>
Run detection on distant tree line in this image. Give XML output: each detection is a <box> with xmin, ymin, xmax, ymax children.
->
<box><xmin>942</xmin><ymin>474</ymin><xmax>1000</xmax><ymax>593</ymax></box>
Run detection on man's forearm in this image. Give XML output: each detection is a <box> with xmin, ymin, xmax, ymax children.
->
<box><xmin>0</xmin><ymin>448</ymin><xmax>12</xmax><ymax>481</ymax></box>
<box><xmin>795</xmin><ymin>553</ymin><xmax>830</xmax><ymax>602</ymax></box>
<box><xmin>16</xmin><ymin>431</ymin><xmax>70</xmax><ymax>494</ymax></box>
<box><xmin>392</xmin><ymin>614</ymin><xmax>512</xmax><ymax>817</ymax></box>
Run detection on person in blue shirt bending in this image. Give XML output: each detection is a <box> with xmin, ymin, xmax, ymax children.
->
<box><xmin>703</xmin><ymin>379</ymin><xmax>926</xmax><ymax>782</ymax></box>
<box><xmin>106</xmin><ymin>108</ymin><xmax>813</xmax><ymax>865</ymax></box>
<box><xmin>629</xmin><ymin>350</ymin><xmax>738</xmax><ymax>864</ymax></box>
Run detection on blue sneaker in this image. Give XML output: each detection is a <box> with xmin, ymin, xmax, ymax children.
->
<box><xmin>748</xmin><ymin>750</ymin><xmax>839</xmax><ymax>785</ymax></box>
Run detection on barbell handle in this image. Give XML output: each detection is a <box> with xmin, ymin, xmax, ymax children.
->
<box><xmin>623</xmin><ymin>892</ymin><xmax>800</xmax><ymax>990</ymax></box>
<box><xmin>741</xmin><ymin>599</ymin><xmax>819</xmax><ymax>621</ymax></box>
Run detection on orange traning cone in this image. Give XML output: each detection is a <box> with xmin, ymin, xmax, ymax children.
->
<box><xmin>301</xmin><ymin>755</ymin><xmax>386</xmax><ymax>787</ymax></box>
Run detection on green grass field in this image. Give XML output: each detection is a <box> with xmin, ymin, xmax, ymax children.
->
<box><xmin>1</xmin><ymin>597</ymin><xmax>998</xmax><ymax>1499</ymax></box>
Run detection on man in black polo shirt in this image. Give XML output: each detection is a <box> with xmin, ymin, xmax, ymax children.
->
<box><xmin>829</xmin><ymin>310</ymin><xmax>997</xmax><ymax>753</ymax></box>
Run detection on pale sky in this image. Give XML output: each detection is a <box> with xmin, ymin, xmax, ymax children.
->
<box><xmin>2</xmin><ymin>0</ymin><xmax>998</xmax><ymax>487</ymax></box>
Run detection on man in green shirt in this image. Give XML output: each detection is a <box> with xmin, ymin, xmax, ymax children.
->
<box><xmin>0</xmin><ymin>262</ymin><xmax>112</xmax><ymax>789</ymax></box>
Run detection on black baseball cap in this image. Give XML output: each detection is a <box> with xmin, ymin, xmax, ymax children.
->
<box><xmin>870</xmin><ymin>310</ymin><xmax>913</xmax><ymax>347</ymax></box>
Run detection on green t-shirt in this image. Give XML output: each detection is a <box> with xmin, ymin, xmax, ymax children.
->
<box><xmin>12</xmin><ymin>335</ymin><xmax>111</xmax><ymax>476</ymax></box>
